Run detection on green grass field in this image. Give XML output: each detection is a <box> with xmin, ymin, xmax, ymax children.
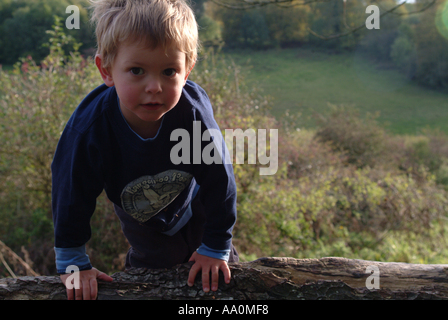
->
<box><xmin>225</xmin><ymin>48</ymin><xmax>448</xmax><ymax>135</ymax></box>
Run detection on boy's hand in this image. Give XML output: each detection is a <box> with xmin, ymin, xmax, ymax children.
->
<box><xmin>60</xmin><ymin>267</ymin><xmax>113</xmax><ymax>300</ymax></box>
<box><xmin>187</xmin><ymin>252</ymin><xmax>231</xmax><ymax>292</ymax></box>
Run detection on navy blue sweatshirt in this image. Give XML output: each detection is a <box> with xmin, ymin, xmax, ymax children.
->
<box><xmin>52</xmin><ymin>81</ymin><xmax>237</xmax><ymax>273</ymax></box>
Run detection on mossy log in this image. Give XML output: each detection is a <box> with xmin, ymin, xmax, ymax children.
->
<box><xmin>1</xmin><ymin>257</ymin><xmax>448</xmax><ymax>300</ymax></box>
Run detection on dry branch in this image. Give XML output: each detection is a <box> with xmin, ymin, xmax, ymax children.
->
<box><xmin>0</xmin><ymin>240</ymin><xmax>39</xmax><ymax>277</ymax></box>
<box><xmin>1</xmin><ymin>257</ymin><xmax>448</xmax><ymax>300</ymax></box>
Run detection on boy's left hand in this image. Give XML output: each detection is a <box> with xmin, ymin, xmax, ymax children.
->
<box><xmin>187</xmin><ymin>251</ymin><xmax>231</xmax><ymax>292</ymax></box>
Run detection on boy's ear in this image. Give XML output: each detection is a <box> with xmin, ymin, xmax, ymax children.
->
<box><xmin>95</xmin><ymin>54</ymin><xmax>114</xmax><ymax>87</ymax></box>
<box><xmin>184</xmin><ymin>62</ymin><xmax>195</xmax><ymax>85</ymax></box>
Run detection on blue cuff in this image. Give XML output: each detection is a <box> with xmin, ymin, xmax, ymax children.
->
<box><xmin>196</xmin><ymin>243</ymin><xmax>230</xmax><ymax>261</ymax></box>
<box><xmin>54</xmin><ymin>245</ymin><xmax>92</xmax><ymax>274</ymax></box>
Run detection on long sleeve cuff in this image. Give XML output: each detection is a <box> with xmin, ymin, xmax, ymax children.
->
<box><xmin>196</xmin><ymin>243</ymin><xmax>230</xmax><ymax>262</ymax></box>
<box><xmin>54</xmin><ymin>245</ymin><xmax>92</xmax><ymax>274</ymax></box>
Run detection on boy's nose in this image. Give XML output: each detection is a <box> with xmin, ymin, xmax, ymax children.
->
<box><xmin>145</xmin><ymin>78</ymin><xmax>162</xmax><ymax>94</ymax></box>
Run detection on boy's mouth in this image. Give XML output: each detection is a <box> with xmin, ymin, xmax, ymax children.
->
<box><xmin>141</xmin><ymin>102</ymin><xmax>163</xmax><ymax>110</ymax></box>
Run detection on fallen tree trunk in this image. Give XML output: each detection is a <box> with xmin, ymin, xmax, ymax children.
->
<box><xmin>1</xmin><ymin>257</ymin><xmax>448</xmax><ymax>300</ymax></box>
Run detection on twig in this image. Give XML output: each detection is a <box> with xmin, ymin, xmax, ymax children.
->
<box><xmin>0</xmin><ymin>240</ymin><xmax>39</xmax><ymax>277</ymax></box>
<box><xmin>373</xmin><ymin>0</ymin><xmax>438</xmax><ymax>16</ymax></box>
<box><xmin>0</xmin><ymin>251</ymin><xmax>17</xmax><ymax>278</ymax></box>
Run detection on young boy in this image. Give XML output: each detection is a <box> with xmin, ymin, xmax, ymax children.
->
<box><xmin>52</xmin><ymin>0</ymin><xmax>238</xmax><ymax>300</ymax></box>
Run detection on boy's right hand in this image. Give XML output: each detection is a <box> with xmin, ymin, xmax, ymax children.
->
<box><xmin>60</xmin><ymin>268</ymin><xmax>113</xmax><ymax>300</ymax></box>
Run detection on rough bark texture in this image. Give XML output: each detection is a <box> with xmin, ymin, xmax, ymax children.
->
<box><xmin>1</xmin><ymin>257</ymin><xmax>448</xmax><ymax>300</ymax></box>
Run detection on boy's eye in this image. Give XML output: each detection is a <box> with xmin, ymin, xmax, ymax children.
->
<box><xmin>130</xmin><ymin>67</ymin><xmax>144</xmax><ymax>75</ymax></box>
<box><xmin>163</xmin><ymin>68</ymin><xmax>176</xmax><ymax>77</ymax></box>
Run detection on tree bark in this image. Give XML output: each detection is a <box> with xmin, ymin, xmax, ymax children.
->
<box><xmin>1</xmin><ymin>257</ymin><xmax>448</xmax><ymax>300</ymax></box>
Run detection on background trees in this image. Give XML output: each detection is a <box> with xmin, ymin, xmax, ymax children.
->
<box><xmin>1</xmin><ymin>0</ymin><xmax>447</xmax><ymax>91</ymax></box>
<box><xmin>0</xmin><ymin>0</ymin><xmax>94</xmax><ymax>65</ymax></box>
<box><xmin>206</xmin><ymin>0</ymin><xmax>448</xmax><ymax>91</ymax></box>
<box><xmin>411</xmin><ymin>0</ymin><xmax>448</xmax><ymax>88</ymax></box>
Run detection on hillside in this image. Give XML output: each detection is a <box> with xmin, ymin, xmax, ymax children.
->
<box><xmin>226</xmin><ymin>48</ymin><xmax>448</xmax><ymax>135</ymax></box>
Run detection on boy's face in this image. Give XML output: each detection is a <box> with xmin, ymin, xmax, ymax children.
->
<box><xmin>96</xmin><ymin>41</ymin><xmax>193</xmax><ymax>135</ymax></box>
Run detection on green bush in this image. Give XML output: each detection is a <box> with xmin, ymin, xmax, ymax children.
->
<box><xmin>231</xmin><ymin>102</ymin><xmax>448</xmax><ymax>262</ymax></box>
<box><xmin>0</xmin><ymin>17</ymin><xmax>106</xmax><ymax>275</ymax></box>
<box><xmin>314</xmin><ymin>104</ymin><xmax>387</xmax><ymax>168</ymax></box>
<box><xmin>0</xmin><ymin>17</ymin><xmax>98</xmax><ymax>206</ymax></box>
<box><xmin>393</xmin><ymin>129</ymin><xmax>448</xmax><ymax>189</ymax></box>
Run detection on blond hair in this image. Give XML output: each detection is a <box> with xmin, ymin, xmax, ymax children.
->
<box><xmin>90</xmin><ymin>0</ymin><xmax>199</xmax><ymax>70</ymax></box>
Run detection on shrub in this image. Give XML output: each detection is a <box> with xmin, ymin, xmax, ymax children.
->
<box><xmin>232</xmin><ymin>102</ymin><xmax>448</xmax><ymax>261</ymax></box>
<box><xmin>0</xmin><ymin>17</ymin><xmax>107</xmax><ymax>274</ymax></box>
<box><xmin>393</xmin><ymin>129</ymin><xmax>448</xmax><ymax>188</ymax></box>
<box><xmin>314</xmin><ymin>104</ymin><xmax>388</xmax><ymax>168</ymax></box>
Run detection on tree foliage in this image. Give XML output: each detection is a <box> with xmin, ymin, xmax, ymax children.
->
<box><xmin>412</xmin><ymin>0</ymin><xmax>448</xmax><ymax>89</ymax></box>
<box><xmin>0</xmin><ymin>0</ymin><xmax>94</xmax><ymax>64</ymax></box>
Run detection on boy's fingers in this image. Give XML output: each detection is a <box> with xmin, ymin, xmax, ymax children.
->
<box><xmin>202</xmin><ymin>266</ymin><xmax>211</xmax><ymax>292</ymax></box>
<box><xmin>97</xmin><ymin>271</ymin><xmax>113</xmax><ymax>282</ymax></box>
<box><xmin>75</xmin><ymin>287</ymin><xmax>83</xmax><ymax>300</ymax></box>
<box><xmin>187</xmin><ymin>262</ymin><xmax>200</xmax><ymax>286</ymax></box>
<box><xmin>89</xmin><ymin>269</ymin><xmax>112</xmax><ymax>299</ymax></box>
<box><xmin>63</xmin><ymin>274</ymin><xmax>75</xmax><ymax>300</ymax></box>
<box><xmin>82</xmin><ymin>279</ymin><xmax>91</xmax><ymax>300</ymax></box>
<box><xmin>211</xmin><ymin>265</ymin><xmax>219</xmax><ymax>291</ymax></box>
<box><xmin>60</xmin><ymin>268</ymin><xmax>111</xmax><ymax>300</ymax></box>
<box><xmin>221</xmin><ymin>263</ymin><xmax>231</xmax><ymax>284</ymax></box>
<box><xmin>90</xmin><ymin>278</ymin><xmax>98</xmax><ymax>300</ymax></box>
<box><xmin>66</xmin><ymin>287</ymin><xmax>74</xmax><ymax>300</ymax></box>
<box><xmin>188</xmin><ymin>253</ymin><xmax>197</xmax><ymax>262</ymax></box>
